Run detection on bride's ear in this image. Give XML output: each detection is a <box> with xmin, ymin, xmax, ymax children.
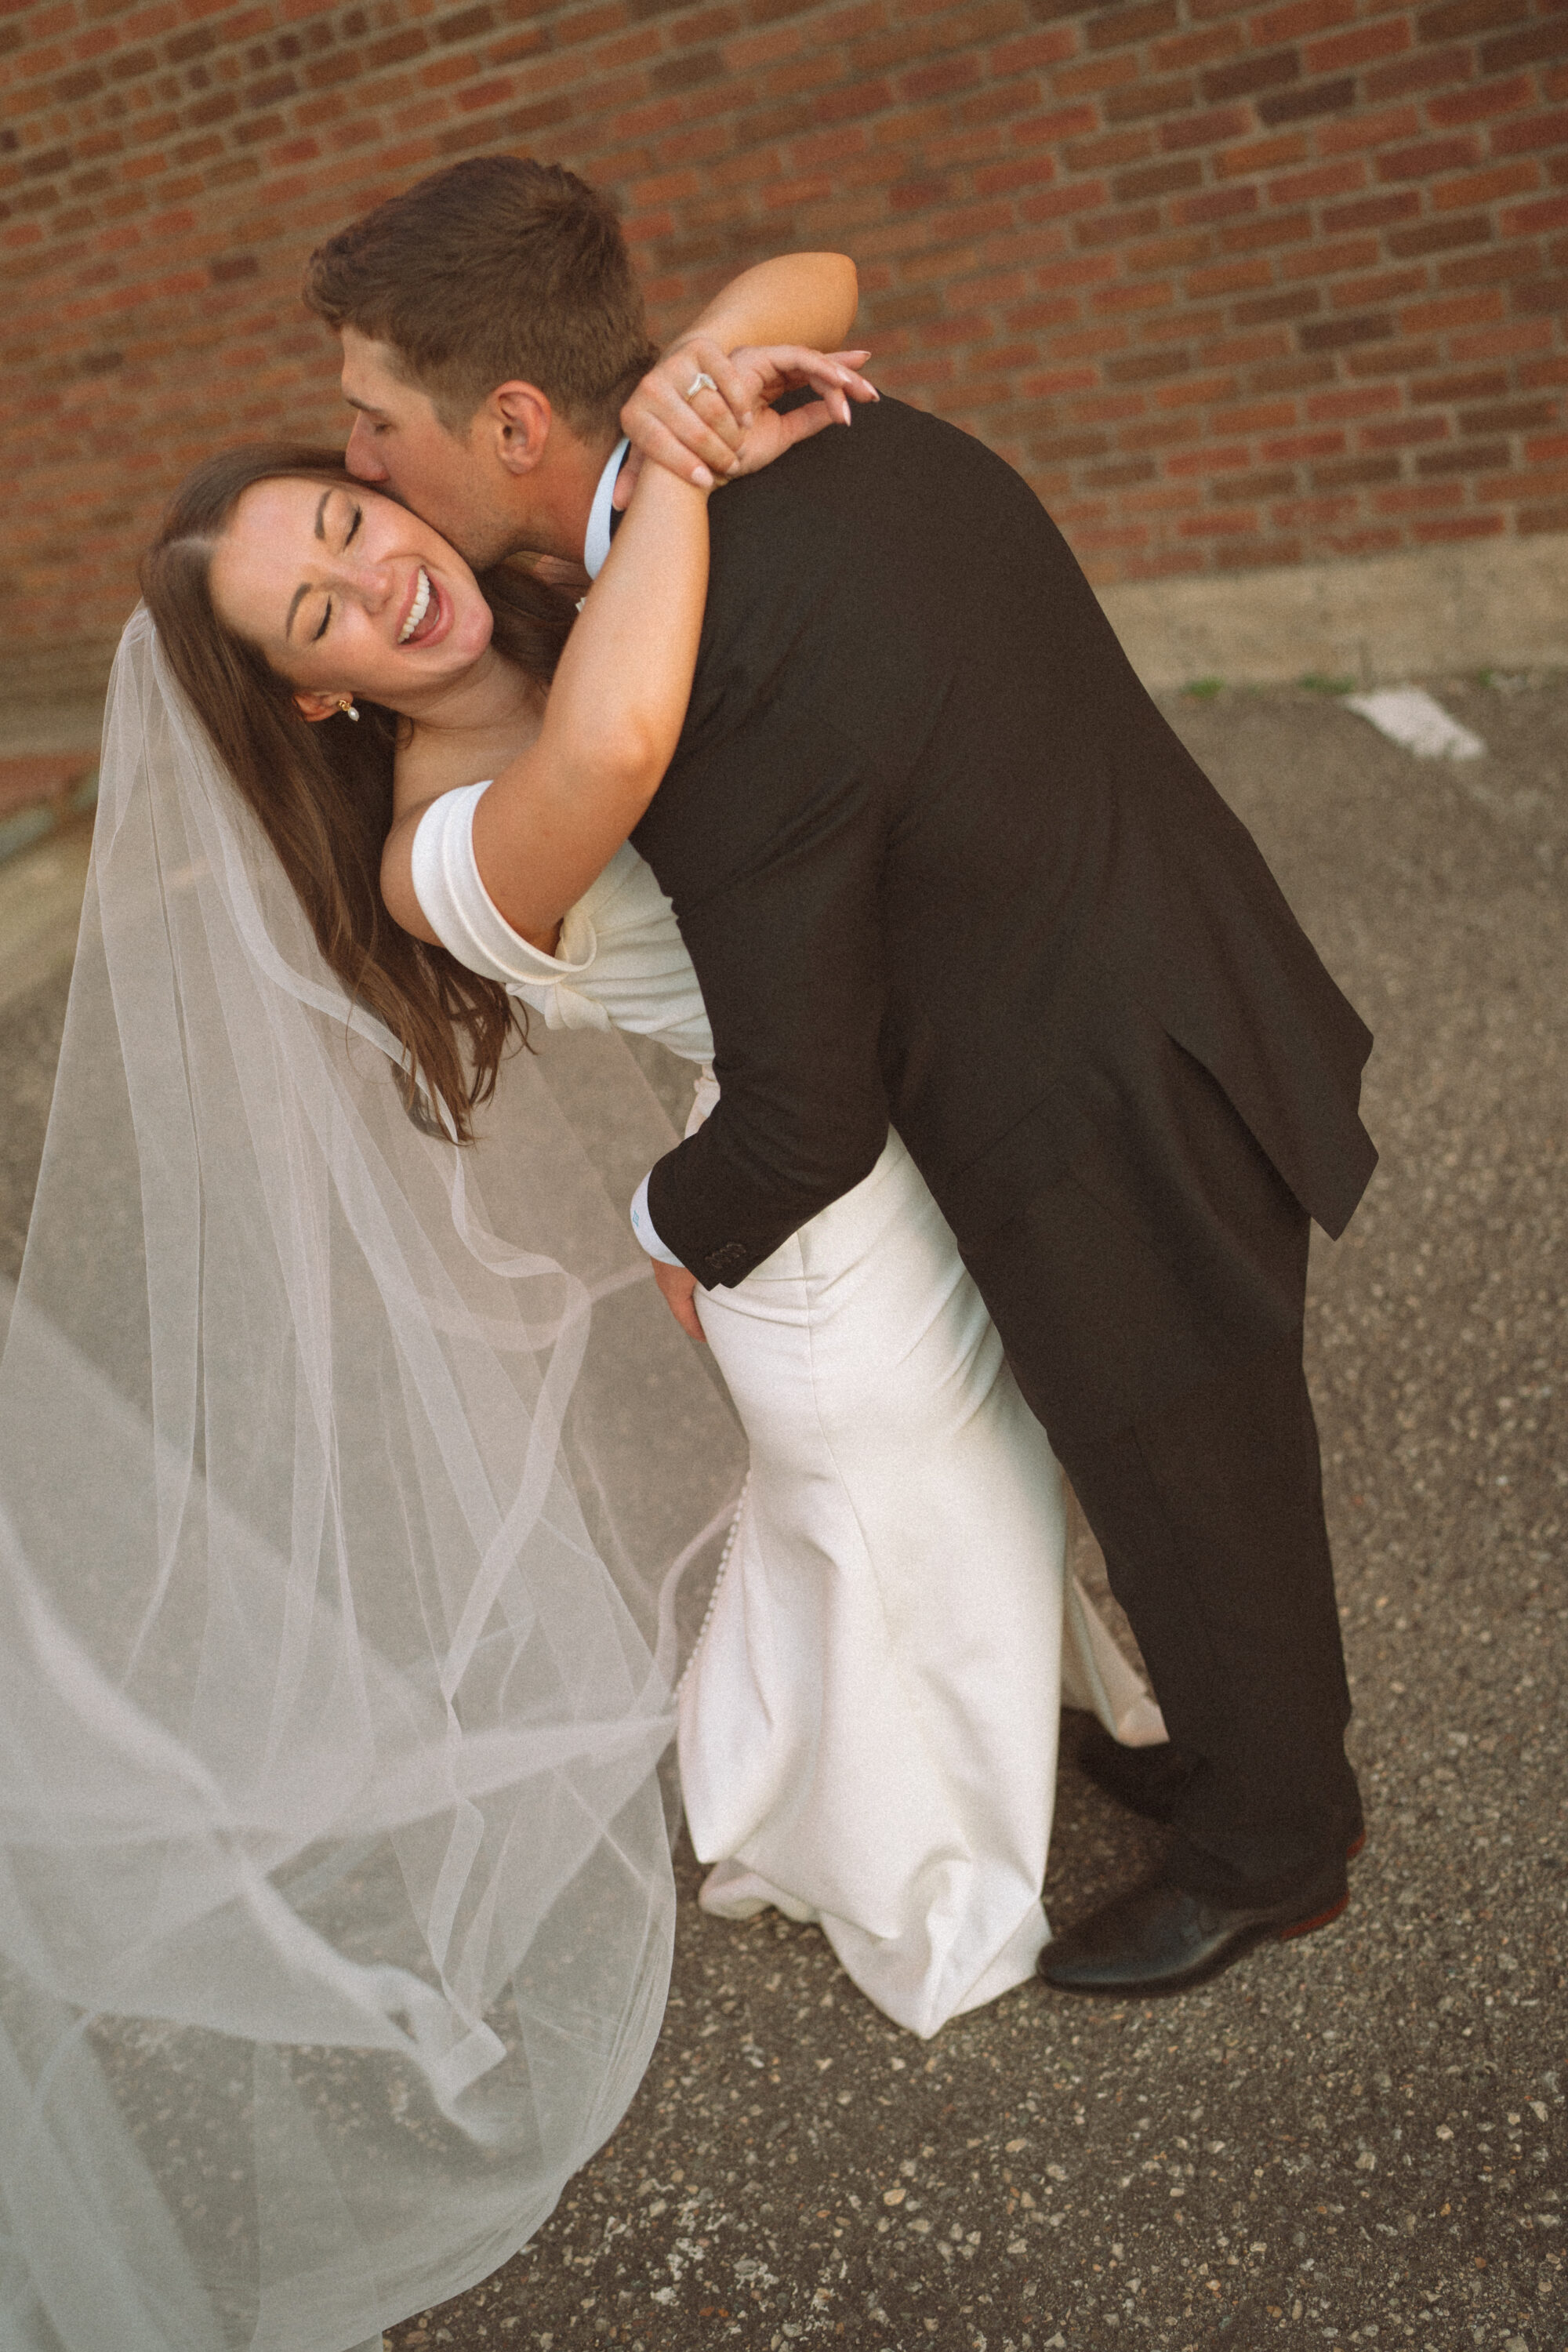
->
<box><xmin>294</xmin><ymin>689</ymin><xmax>348</xmax><ymax>724</ymax></box>
<box><xmin>488</xmin><ymin>383</ymin><xmax>552</xmax><ymax>477</ymax></box>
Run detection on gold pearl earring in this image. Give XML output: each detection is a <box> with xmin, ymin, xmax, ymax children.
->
<box><xmin>337</xmin><ymin>697</ymin><xmax>360</xmax><ymax>722</ymax></box>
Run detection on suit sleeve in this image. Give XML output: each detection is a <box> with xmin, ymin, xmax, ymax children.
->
<box><xmin>643</xmin><ymin>741</ymin><xmax>891</xmax><ymax>1290</ymax></box>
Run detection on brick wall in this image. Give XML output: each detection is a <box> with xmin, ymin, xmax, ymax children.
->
<box><xmin>2</xmin><ymin>0</ymin><xmax>1565</xmax><ymax>689</ymax></box>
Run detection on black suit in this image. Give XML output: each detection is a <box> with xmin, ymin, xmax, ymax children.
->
<box><xmin>632</xmin><ymin>396</ymin><xmax>1374</xmax><ymax>1902</ymax></box>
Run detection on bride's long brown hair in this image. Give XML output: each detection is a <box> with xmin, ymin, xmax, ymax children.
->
<box><xmin>141</xmin><ymin>445</ymin><xmax>577</xmax><ymax>1142</ymax></box>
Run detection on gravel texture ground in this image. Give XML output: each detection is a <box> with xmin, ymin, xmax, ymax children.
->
<box><xmin>2</xmin><ymin>677</ymin><xmax>1563</xmax><ymax>2352</ymax></box>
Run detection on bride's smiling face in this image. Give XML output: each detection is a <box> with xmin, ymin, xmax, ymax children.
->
<box><xmin>209</xmin><ymin>477</ymin><xmax>495</xmax><ymax>713</ymax></box>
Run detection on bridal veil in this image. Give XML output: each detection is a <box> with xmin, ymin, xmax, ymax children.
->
<box><xmin>0</xmin><ymin>610</ymin><xmax>745</xmax><ymax>2350</ymax></box>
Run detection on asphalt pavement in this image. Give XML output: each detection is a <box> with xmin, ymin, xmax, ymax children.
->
<box><xmin>1</xmin><ymin>676</ymin><xmax>1563</xmax><ymax>2352</ymax></box>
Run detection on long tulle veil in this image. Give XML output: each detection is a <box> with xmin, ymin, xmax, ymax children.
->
<box><xmin>0</xmin><ymin>609</ymin><xmax>746</xmax><ymax>2351</ymax></box>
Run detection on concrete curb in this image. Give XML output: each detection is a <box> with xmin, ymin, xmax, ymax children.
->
<box><xmin>1098</xmin><ymin>531</ymin><xmax>1568</xmax><ymax>693</ymax></box>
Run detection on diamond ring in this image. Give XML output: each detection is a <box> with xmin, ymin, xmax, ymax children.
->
<box><xmin>684</xmin><ymin>370</ymin><xmax>718</xmax><ymax>400</ymax></box>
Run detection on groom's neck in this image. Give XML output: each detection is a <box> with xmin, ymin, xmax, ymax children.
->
<box><xmin>514</xmin><ymin>424</ymin><xmax>619</xmax><ymax>564</ymax></box>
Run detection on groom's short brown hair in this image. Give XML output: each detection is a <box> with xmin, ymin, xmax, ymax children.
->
<box><xmin>303</xmin><ymin>156</ymin><xmax>656</xmax><ymax>437</ymax></box>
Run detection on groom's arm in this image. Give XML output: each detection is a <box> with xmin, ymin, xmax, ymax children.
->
<box><xmin>639</xmin><ymin>750</ymin><xmax>892</xmax><ymax>1290</ymax></box>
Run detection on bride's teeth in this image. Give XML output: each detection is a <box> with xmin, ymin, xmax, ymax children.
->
<box><xmin>399</xmin><ymin>568</ymin><xmax>431</xmax><ymax>644</ymax></box>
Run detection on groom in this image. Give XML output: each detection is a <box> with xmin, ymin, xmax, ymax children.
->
<box><xmin>306</xmin><ymin>156</ymin><xmax>1377</xmax><ymax>1998</ymax></box>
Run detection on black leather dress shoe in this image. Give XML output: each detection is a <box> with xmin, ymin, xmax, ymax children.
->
<box><xmin>1076</xmin><ymin>1721</ymin><xmax>1367</xmax><ymax>1858</ymax></box>
<box><xmin>1037</xmin><ymin>1865</ymin><xmax>1350</xmax><ymax>1998</ymax></box>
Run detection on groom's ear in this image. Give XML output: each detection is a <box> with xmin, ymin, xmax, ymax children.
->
<box><xmin>485</xmin><ymin>383</ymin><xmax>553</xmax><ymax>477</ymax></box>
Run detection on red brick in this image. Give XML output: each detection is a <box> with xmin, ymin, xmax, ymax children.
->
<box><xmin>1062</xmin><ymin>129</ymin><xmax>1158</xmax><ymax>172</ymax></box>
<box><xmin>1268</xmin><ymin>158</ymin><xmax>1365</xmax><ymax>204</ymax></box>
<box><xmin>1318</xmin><ymin>103</ymin><xmax>1422</xmax><ymax>156</ymax></box>
<box><xmin>1152</xmin><ymin>25</ymin><xmax>1245</xmax><ymax>71</ymax></box>
<box><xmin>1451</xmin><ymin>318</ymin><xmax>1554</xmax><ymax>357</ymax></box>
<box><xmin>1248</xmin><ymin>0</ymin><xmax>1355</xmax><ymax>45</ymax></box>
<box><xmin>1053</xmin><ymin>55</ymin><xmax>1140</xmax><ymax>100</ymax></box>
<box><xmin>1512</xmin><ymin>273</ymin><xmax>1568</xmax><ymax>315</ymax></box>
<box><xmin>1402</xmin><ymin>288</ymin><xmax>1506</xmax><ymax>328</ymax></box>
<box><xmin>1012</xmin><ymin>106</ymin><xmax>1102</xmax><ymax>148</ymax></box>
<box><xmin>1375</xmin><ymin>136</ymin><xmax>1480</xmax><ymax>182</ymax></box>
<box><xmin>1359</xmin><ymin>414</ymin><xmax>1448</xmax><ymax>447</ymax></box>
<box><xmin>1432</xmin><ymin>162</ymin><xmax>1540</xmax><ymax>212</ymax></box>
<box><xmin>1303</xmin><ymin>20</ymin><xmax>1410</xmax><ymax>73</ymax></box>
<box><xmin>1261</xmin><ymin>426</ymin><xmax>1345</xmax><ymax>456</ymax></box>
<box><xmin>1305</xmin><ymin>381</ymin><xmax>1403</xmax><ymax>417</ymax></box>
<box><xmin>1214</xmin><ymin>132</ymin><xmax>1309</xmax><ymax>179</ymax></box>
<box><xmin>1491</xmin><ymin>107</ymin><xmax>1568</xmax><ymax>158</ymax></box>
<box><xmin>1363</xmin><ymin>45</ymin><xmax>1472</xmax><ymax>103</ymax></box>
<box><xmin>1323</xmin><ymin>191</ymin><xmax>1421</xmax><ymax>232</ymax></box>
<box><xmin>1479</xmin><ymin>17</ymin><xmax>1568</xmax><ymax>76</ymax></box>
<box><xmin>1416</xmin><ymin>0</ymin><xmax>1526</xmax><ymax>42</ymax></box>
<box><xmin>1163</xmin><ymin>439</ymin><xmax>1258</xmax><ymax>474</ymax></box>
<box><xmin>1092</xmin><ymin>277</ymin><xmax>1179</xmax><ymax>313</ymax></box>
<box><xmin>1410</xmin><ymin>510</ymin><xmax>1504</xmax><ymax>539</ymax></box>
<box><xmin>1330</xmin><ymin>265</ymin><xmax>1426</xmax><ymax>307</ymax></box>
<box><xmin>1185</xmin><ymin>256</ymin><xmax>1276</xmax><ymax>295</ymax></box>
<box><xmin>1201</xmin><ymin>47</ymin><xmax>1299</xmax><ymax>103</ymax></box>
<box><xmin>1174</xmin><ymin>185</ymin><xmax>1260</xmax><ymax>226</ymax></box>
<box><xmin>1518</xmin><ymin>354</ymin><xmax>1568</xmax><ymax>390</ymax></box>
<box><xmin>1158</xmin><ymin>103</ymin><xmax>1250</xmax><ymax>151</ymax></box>
<box><xmin>1438</xmin><ymin>241</ymin><xmax>1546</xmax><ymax>292</ymax></box>
<box><xmin>1086</xmin><ymin>0</ymin><xmax>1181</xmax><ymax>50</ymax></box>
<box><xmin>1111</xmin><ymin>155</ymin><xmax>1203</xmax><ymax>201</ymax></box>
<box><xmin>1503</xmin><ymin>194</ymin><xmax>1568</xmax><ymax>237</ymax></box>
<box><xmin>1427</xmin><ymin>74</ymin><xmax>1534</xmax><ymax>132</ymax></box>
<box><xmin>1299</xmin><ymin>308</ymin><xmax>1396</xmax><ymax>348</ymax></box>
<box><xmin>1218</xmin><ymin>207</ymin><xmax>1315</xmax><ymax>252</ymax></box>
<box><xmin>1235</xmin><ymin>285</ymin><xmax>1322</xmax><ymax>323</ymax></box>
<box><xmin>1387</xmin><ymin>212</ymin><xmax>1491</xmax><ymax>259</ymax></box>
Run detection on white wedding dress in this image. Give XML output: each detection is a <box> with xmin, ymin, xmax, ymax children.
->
<box><xmin>412</xmin><ymin>786</ymin><xmax>1165</xmax><ymax>2038</ymax></box>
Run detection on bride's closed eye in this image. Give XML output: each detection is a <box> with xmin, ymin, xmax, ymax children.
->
<box><xmin>307</xmin><ymin>502</ymin><xmax>362</xmax><ymax>641</ymax></box>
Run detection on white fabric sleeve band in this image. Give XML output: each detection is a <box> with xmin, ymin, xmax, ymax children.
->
<box><xmin>410</xmin><ymin>780</ymin><xmax>569</xmax><ymax>986</ymax></box>
<box><xmin>630</xmin><ymin>1173</ymin><xmax>686</xmax><ymax>1267</ymax></box>
<box><xmin>583</xmin><ymin>437</ymin><xmax>630</xmax><ymax>580</ymax></box>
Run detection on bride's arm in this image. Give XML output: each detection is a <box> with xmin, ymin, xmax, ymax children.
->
<box><xmin>380</xmin><ymin>457</ymin><xmax>710</xmax><ymax>949</ymax></box>
<box><xmin>687</xmin><ymin>252</ymin><xmax>858</xmax><ymax>365</ymax></box>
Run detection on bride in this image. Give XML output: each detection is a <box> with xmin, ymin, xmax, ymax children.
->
<box><xmin>0</xmin><ymin>265</ymin><xmax>1155</xmax><ymax>2352</ymax></box>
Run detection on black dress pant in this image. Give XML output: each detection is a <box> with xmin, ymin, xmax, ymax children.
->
<box><xmin>960</xmin><ymin>1042</ymin><xmax>1359</xmax><ymax>1905</ymax></box>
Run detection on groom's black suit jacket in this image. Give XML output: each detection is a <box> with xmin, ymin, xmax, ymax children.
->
<box><xmin>631</xmin><ymin>396</ymin><xmax>1375</xmax><ymax>1407</ymax></box>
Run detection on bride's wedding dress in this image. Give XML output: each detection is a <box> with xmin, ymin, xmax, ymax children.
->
<box><xmin>413</xmin><ymin>787</ymin><xmax>1166</xmax><ymax>2037</ymax></box>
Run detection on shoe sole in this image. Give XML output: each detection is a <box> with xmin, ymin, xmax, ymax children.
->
<box><xmin>1277</xmin><ymin>1888</ymin><xmax>1350</xmax><ymax>1942</ymax></box>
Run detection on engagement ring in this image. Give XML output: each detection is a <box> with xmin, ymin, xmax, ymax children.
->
<box><xmin>684</xmin><ymin>370</ymin><xmax>717</xmax><ymax>400</ymax></box>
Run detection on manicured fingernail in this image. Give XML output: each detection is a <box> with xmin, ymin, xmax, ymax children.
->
<box><xmin>693</xmin><ymin>464</ymin><xmax>713</xmax><ymax>488</ymax></box>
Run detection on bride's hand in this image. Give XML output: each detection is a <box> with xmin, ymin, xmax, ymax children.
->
<box><xmin>652</xmin><ymin>1258</ymin><xmax>706</xmax><ymax>1342</ymax></box>
<box><xmin>615</xmin><ymin>342</ymin><xmax>876</xmax><ymax>505</ymax></box>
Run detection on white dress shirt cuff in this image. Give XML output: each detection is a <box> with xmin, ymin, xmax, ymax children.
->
<box><xmin>583</xmin><ymin>438</ymin><xmax>630</xmax><ymax>580</ymax></box>
<box><xmin>630</xmin><ymin>1173</ymin><xmax>686</xmax><ymax>1267</ymax></box>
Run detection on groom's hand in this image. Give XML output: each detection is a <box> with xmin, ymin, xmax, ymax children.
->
<box><xmin>616</xmin><ymin>341</ymin><xmax>876</xmax><ymax>505</ymax></box>
<box><xmin>652</xmin><ymin>1258</ymin><xmax>707</xmax><ymax>1343</ymax></box>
